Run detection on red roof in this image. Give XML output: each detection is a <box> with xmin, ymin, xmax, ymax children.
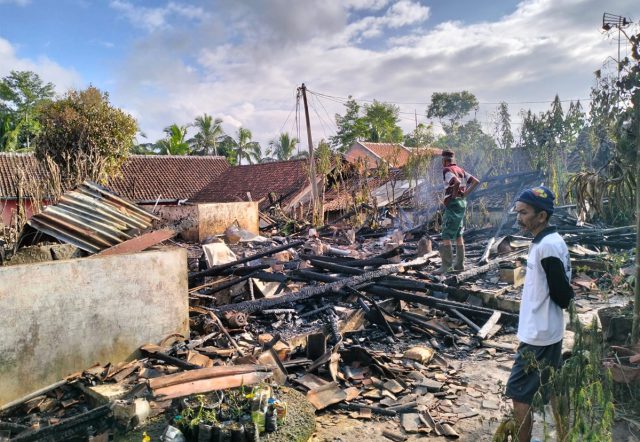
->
<box><xmin>108</xmin><ymin>155</ymin><xmax>229</xmax><ymax>202</ymax></box>
<box><xmin>0</xmin><ymin>153</ymin><xmax>48</xmax><ymax>199</ymax></box>
<box><xmin>192</xmin><ymin>159</ymin><xmax>311</xmax><ymax>209</ymax></box>
<box><xmin>346</xmin><ymin>142</ymin><xmax>442</xmax><ymax>168</ymax></box>
<box><xmin>0</xmin><ymin>153</ymin><xmax>229</xmax><ymax>202</ymax></box>
<box><xmin>360</xmin><ymin>142</ymin><xmax>411</xmax><ymax>167</ymax></box>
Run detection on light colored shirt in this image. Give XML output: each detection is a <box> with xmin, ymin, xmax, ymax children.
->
<box><xmin>517</xmin><ymin>227</ymin><xmax>571</xmax><ymax>346</ymax></box>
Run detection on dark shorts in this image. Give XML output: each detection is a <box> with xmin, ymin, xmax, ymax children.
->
<box><xmin>505</xmin><ymin>341</ymin><xmax>562</xmax><ymax>405</ymax></box>
<box><xmin>442</xmin><ymin>198</ymin><xmax>467</xmax><ymax>240</ymax></box>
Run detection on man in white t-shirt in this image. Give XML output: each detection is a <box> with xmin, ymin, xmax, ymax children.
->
<box><xmin>505</xmin><ymin>186</ymin><xmax>574</xmax><ymax>442</ymax></box>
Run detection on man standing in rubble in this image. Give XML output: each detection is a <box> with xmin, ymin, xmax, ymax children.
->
<box><xmin>436</xmin><ymin>149</ymin><xmax>479</xmax><ymax>273</ymax></box>
<box><xmin>505</xmin><ymin>186</ymin><xmax>574</xmax><ymax>442</ymax></box>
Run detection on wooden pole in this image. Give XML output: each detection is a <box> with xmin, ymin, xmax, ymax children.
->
<box><xmin>300</xmin><ymin>83</ymin><xmax>320</xmax><ymax>223</ymax></box>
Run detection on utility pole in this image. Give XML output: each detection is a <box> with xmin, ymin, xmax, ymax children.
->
<box><xmin>414</xmin><ymin>109</ymin><xmax>418</xmax><ymax>131</ymax></box>
<box><xmin>299</xmin><ymin>83</ymin><xmax>320</xmax><ymax>222</ymax></box>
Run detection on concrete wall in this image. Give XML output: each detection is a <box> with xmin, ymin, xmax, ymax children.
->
<box><xmin>142</xmin><ymin>202</ymin><xmax>259</xmax><ymax>242</ymax></box>
<box><xmin>142</xmin><ymin>204</ymin><xmax>200</xmax><ymax>242</ymax></box>
<box><xmin>197</xmin><ymin>202</ymin><xmax>259</xmax><ymax>240</ymax></box>
<box><xmin>0</xmin><ymin>248</ymin><xmax>188</xmax><ymax>406</ymax></box>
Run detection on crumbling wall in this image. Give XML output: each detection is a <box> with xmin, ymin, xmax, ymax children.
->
<box><xmin>0</xmin><ymin>248</ymin><xmax>188</xmax><ymax>406</ymax></box>
<box><xmin>197</xmin><ymin>202</ymin><xmax>259</xmax><ymax>240</ymax></box>
<box><xmin>142</xmin><ymin>204</ymin><xmax>199</xmax><ymax>242</ymax></box>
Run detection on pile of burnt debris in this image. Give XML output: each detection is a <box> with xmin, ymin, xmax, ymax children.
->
<box><xmin>1</xmin><ymin>182</ymin><xmax>637</xmax><ymax>441</ymax></box>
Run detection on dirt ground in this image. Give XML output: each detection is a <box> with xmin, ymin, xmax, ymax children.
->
<box><xmin>308</xmin><ymin>293</ymin><xmax>640</xmax><ymax>442</ymax></box>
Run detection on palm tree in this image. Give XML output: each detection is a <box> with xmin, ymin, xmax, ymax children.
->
<box><xmin>190</xmin><ymin>114</ymin><xmax>224</xmax><ymax>156</ymax></box>
<box><xmin>225</xmin><ymin>127</ymin><xmax>261</xmax><ymax>165</ymax></box>
<box><xmin>156</xmin><ymin>124</ymin><xmax>190</xmax><ymax>155</ymax></box>
<box><xmin>267</xmin><ymin>132</ymin><xmax>299</xmax><ymax>161</ymax></box>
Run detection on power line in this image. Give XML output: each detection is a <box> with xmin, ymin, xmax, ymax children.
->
<box><xmin>278</xmin><ymin>99</ymin><xmax>298</xmax><ymax>135</ymax></box>
<box><xmin>307</xmin><ymin>88</ymin><xmax>592</xmax><ymax>106</ymax></box>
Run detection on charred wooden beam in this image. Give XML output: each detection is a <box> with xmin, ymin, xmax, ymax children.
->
<box><xmin>200</xmin><ymin>272</ymin><xmax>256</xmax><ymax>295</ymax></box>
<box><xmin>12</xmin><ymin>405</ymin><xmax>112</xmax><ymax>442</ymax></box>
<box><xmin>398</xmin><ymin>312</ymin><xmax>454</xmax><ymax>337</ymax></box>
<box><xmin>219</xmin><ymin>264</ymin><xmax>270</xmax><ymax>276</ymax></box>
<box><xmin>448</xmin><ymin>308</ymin><xmax>481</xmax><ymax>332</ymax></box>
<box><xmin>188</xmin><ymin>240</ymin><xmax>305</xmax><ymax>285</ymax></box>
<box><xmin>444</xmin><ymin>255</ymin><xmax>523</xmax><ymax>285</ymax></box>
<box><xmin>140</xmin><ymin>345</ymin><xmax>200</xmax><ymax>370</ymax></box>
<box><xmin>300</xmin><ymin>254</ymin><xmax>391</xmax><ymax>268</ymax></box>
<box><xmin>214</xmin><ymin>261</ymin><xmax>423</xmax><ymax>314</ymax></box>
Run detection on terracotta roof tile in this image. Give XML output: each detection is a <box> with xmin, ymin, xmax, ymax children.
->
<box><xmin>0</xmin><ymin>153</ymin><xmax>48</xmax><ymax>198</ymax></box>
<box><xmin>108</xmin><ymin>155</ymin><xmax>229</xmax><ymax>202</ymax></box>
<box><xmin>359</xmin><ymin>142</ymin><xmax>411</xmax><ymax>167</ymax></box>
<box><xmin>348</xmin><ymin>142</ymin><xmax>442</xmax><ymax>168</ymax></box>
<box><xmin>192</xmin><ymin>159</ymin><xmax>310</xmax><ymax>209</ymax></box>
<box><xmin>0</xmin><ymin>153</ymin><xmax>229</xmax><ymax>202</ymax></box>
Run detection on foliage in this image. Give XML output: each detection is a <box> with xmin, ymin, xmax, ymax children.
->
<box><xmin>427</xmin><ymin>90</ymin><xmax>479</xmax><ymax>128</ymax></box>
<box><xmin>267</xmin><ymin>132</ymin><xmax>299</xmax><ymax>160</ymax></box>
<box><xmin>493</xmin><ymin>102</ymin><xmax>514</xmax><ymax>150</ymax></box>
<box><xmin>403</xmin><ymin>147</ymin><xmax>437</xmax><ymax>187</ymax></box>
<box><xmin>435</xmin><ymin>119</ymin><xmax>496</xmax><ymax>162</ymax></box>
<box><xmin>566</xmin><ymin>28</ymin><xmax>639</xmax><ymax>226</ymax></box>
<box><xmin>403</xmin><ymin>123</ymin><xmax>435</xmax><ymax>147</ymax></box>
<box><xmin>331</xmin><ymin>97</ymin><xmax>403</xmax><ymax>151</ymax></box>
<box><xmin>220</xmin><ymin>127</ymin><xmax>261</xmax><ymax>165</ymax></box>
<box><xmin>330</xmin><ymin>96</ymin><xmax>368</xmax><ymax>152</ymax></box>
<box><xmin>156</xmin><ymin>124</ymin><xmax>191</xmax><ymax>155</ymax></box>
<box><xmin>35</xmin><ymin>86</ymin><xmax>137</xmax><ymax>186</ymax></box>
<box><xmin>518</xmin><ymin>95</ymin><xmax>588</xmax><ymax>201</ymax></box>
<box><xmin>0</xmin><ymin>70</ymin><xmax>55</xmax><ymax>151</ymax></box>
<box><xmin>540</xmin><ymin>311</ymin><xmax>614</xmax><ymax>441</ymax></box>
<box><xmin>190</xmin><ymin>114</ymin><xmax>224</xmax><ymax>156</ymax></box>
<box><xmin>361</xmin><ymin>100</ymin><xmax>403</xmax><ymax>143</ymax></box>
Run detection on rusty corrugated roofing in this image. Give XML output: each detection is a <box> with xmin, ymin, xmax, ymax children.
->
<box><xmin>28</xmin><ymin>181</ymin><xmax>160</xmax><ymax>253</ymax></box>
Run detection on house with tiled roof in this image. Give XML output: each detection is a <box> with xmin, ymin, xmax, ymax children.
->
<box><xmin>0</xmin><ymin>153</ymin><xmax>230</xmax><ymax>227</ymax></box>
<box><xmin>108</xmin><ymin>155</ymin><xmax>229</xmax><ymax>203</ymax></box>
<box><xmin>344</xmin><ymin>141</ymin><xmax>441</xmax><ymax>169</ymax></box>
<box><xmin>191</xmin><ymin>159</ymin><xmax>312</xmax><ymax>211</ymax></box>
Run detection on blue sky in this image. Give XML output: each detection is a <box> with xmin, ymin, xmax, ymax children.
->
<box><xmin>0</xmin><ymin>0</ymin><xmax>637</xmax><ymax>147</ymax></box>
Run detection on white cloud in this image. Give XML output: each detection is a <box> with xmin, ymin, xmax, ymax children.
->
<box><xmin>105</xmin><ymin>0</ymin><xmax>637</xmax><ymax>146</ymax></box>
<box><xmin>0</xmin><ymin>37</ymin><xmax>82</xmax><ymax>94</ymax></box>
<box><xmin>109</xmin><ymin>0</ymin><xmax>207</xmax><ymax>31</ymax></box>
<box><xmin>345</xmin><ymin>0</ymin><xmax>390</xmax><ymax>10</ymax></box>
<box><xmin>386</xmin><ymin>0</ymin><xmax>430</xmax><ymax>28</ymax></box>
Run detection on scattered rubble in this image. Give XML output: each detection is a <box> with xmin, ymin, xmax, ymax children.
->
<box><xmin>0</xmin><ymin>178</ymin><xmax>638</xmax><ymax>441</ymax></box>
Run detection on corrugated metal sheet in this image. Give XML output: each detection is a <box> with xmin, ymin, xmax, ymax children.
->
<box><xmin>28</xmin><ymin>181</ymin><xmax>160</xmax><ymax>253</ymax></box>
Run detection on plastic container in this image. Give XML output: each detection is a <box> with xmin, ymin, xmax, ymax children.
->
<box><xmin>162</xmin><ymin>425</ymin><xmax>187</xmax><ymax>442</ymax></box>
<box><xmin>272</xmin><ymin>399</ymin><xmax>287</xmax><ymax>425</ymax></box>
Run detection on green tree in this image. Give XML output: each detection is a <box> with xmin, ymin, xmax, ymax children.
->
<box><xmin>404</xmin><ymin>123</ymin><xmax>435</xmax><ymax>147</ymax></box>
<box><xmin>330</xmin><ymin>96</ymin><xmax>368</xmax><ymax>152</ymax></box>
<box><xmin>221</xmin><ymin>127</ymin><xmax>261</xmax><ymax>165</ymax></box>
<box><xmin>493</xmin><ymin>102</ymin><xmax>514</xmax><ymax>149</ymax></box>
<box><xmin>361</xmin><ymin>100</ymin><xmax>403</xmax><ymax>143</ymax></box>
<box><xmin>156</xmin><ymin>124</ymin><xmax>191</xmax><ymax>155</ymax></box>
<box><xmin>0</xmin><ymin>70</ymin><xmax>55</xmax><ymax>150</ymax></box>
<box><xmin>36</xmin><ymin>86</ymin><xmax>137</xmax><ymax>186</ymax></box>
<box><xmin>0</xmin><ymin>114</ymin><xmax>21</xmax><ymax>151</ymax></box>
<box><xmin>267</xmin><ymin>132</ymin><xmax>299</xmax><ymax>160</ymax></box>
<box><xmin>435</xmin><ymin>119</ymin><xmax>496</xmax><ymax>163</ymax></box>
<box><xmin>190</xmin><ymin>114</ymin><xmax>224</xmax><ymax>156</ymax></box>
<box><xmin>427</xmin><ymin>91</ymin><xmax>479</xmax><ymax>129</ymax></box>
